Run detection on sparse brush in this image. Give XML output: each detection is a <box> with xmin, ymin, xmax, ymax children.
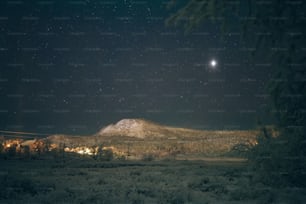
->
<box><xmin>141</xmin><ymin>153</ymin><xmax>155</xmax><ymax>161</ymax></box>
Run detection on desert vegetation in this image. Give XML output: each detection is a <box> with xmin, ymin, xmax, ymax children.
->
<box><xmin>1</xmin><ymin>126</ymin><xmax>305</xmax><ymax>203</ymax></box>
<box><xmin>1</xmin><ymin>156</ymin><xmax>306</xmax><ymax>203</ymax></box>
<box><xmin>1</xmin><ymin>125</ymin><xmax>305</xmax><ymax>203</ymax></box>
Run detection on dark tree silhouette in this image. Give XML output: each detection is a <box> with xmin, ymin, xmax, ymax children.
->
<box><xmin>167</xmin><ymin>0</ymin><xmax>306</xmax><ymax>187</ymax></box>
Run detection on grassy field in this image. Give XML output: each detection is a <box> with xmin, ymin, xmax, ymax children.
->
<box><xmin>1</xmin><ymin>157</ymin><xmax>305</xmax><ymax>203</ymax></box>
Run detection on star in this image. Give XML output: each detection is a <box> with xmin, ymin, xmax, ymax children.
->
<box><xmin>210</xmin><ymin>59</ymin><xmax>217</xmax><ymax>67</ymax></box>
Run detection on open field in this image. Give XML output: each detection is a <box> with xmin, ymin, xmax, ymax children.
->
<box><xmin>1</xmin><ymin>157</ymin><xmax>305</xmax><ymax>204</ymax></box>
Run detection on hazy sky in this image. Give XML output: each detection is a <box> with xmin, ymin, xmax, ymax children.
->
<box><xmin>0</xmin><ymin>0</ymin><xmax>273</xmax><ymax>134</ymax></box>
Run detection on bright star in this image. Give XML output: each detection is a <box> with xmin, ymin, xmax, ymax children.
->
<box><xmin>210</xmin><ymin>59</ymin><xmax>217</xmax><ymax>67</ymax></box>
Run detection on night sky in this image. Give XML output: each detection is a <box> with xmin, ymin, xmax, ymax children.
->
<box><xmin>0</xmin><ymin>0</ymin><xmax>273</xmax><ymax>135</ymax></box>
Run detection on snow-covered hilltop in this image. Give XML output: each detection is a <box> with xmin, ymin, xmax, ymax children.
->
<box><xmin>97</xmin><ymin>118</ymin><xmax>172</xmax><ymax>138</ymax></box>
<box><xmin>99</xmin><ymin>119</ymin><xmax>145</xmax><ymax>135</ymax></box>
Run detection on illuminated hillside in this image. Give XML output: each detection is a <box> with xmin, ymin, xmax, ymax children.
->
<box><xmin>1</xmin><ymin>119</ymin><xmax>259</xmax><ymax>159</ymax></box>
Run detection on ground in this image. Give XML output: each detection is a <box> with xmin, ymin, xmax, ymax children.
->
<box><xmin>0</xmin><ymin>157</ymin><xmax>305</xmax><ymax>203</ymax></box>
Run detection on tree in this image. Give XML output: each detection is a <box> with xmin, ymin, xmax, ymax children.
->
<box><xmin>0</xmin><ymin>142</ymin><xmax>3</xmax><ymax>158</ymax></box>
<box><xmin>6</xmin><ymin>144</ymin><xmax>17</xmax><ymax>158</ymax></box>
<box><xmin>167</xmin><ymin>0</ymin><xmax>306</xmax><ymax>187</ymax></box>
<box><xmin>22</xmin><ymin>145</ymin><xmax>31</xmax><ymax>159</ymax></box>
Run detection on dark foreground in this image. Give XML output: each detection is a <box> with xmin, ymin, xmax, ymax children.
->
<box><xmin>0</xmin><ymin>158</ymin><xmax>305</xmax><ymax>204</ymax></box>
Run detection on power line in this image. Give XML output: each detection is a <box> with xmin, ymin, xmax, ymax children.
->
<box><xmin>0</xmin><ymin>130</ymin><xmax>51</xmax><ymax>136</ymax></box>
<box><xmin>0</xmin><ymin>134</ymin><xmax>40</xmax><ymax>139</ymax></box>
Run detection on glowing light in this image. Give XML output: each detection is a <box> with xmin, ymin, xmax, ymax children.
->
<box><xmin>64</xmin><ymin>146</ymin><xmax>96</xmax><ymax>155</ymax></box>
<box><xmin>210</xmin><ymin>59</ymin><xmax>217</xmax><ymax>67</ymax></box>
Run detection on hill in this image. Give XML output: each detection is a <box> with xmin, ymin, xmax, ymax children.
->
<box><xmin>97</xmin><ymin>118</ymin><xmax>201</xmax><ymax>139</ymax></box>
<box><xmin>43</xmin><ymin>118</ymin><xmax>258</xmax><ymax>159</ymax></box>
<box><xmin>0</xmin><ymin>118</ymin><xmax>258</xmax><ymax>159</ymax></box>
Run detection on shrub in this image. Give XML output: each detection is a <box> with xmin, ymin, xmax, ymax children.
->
<box><xmin>5</xmin><ymin>145</ymin><xmax>17</xmax><ymax>158</ymax></box>
<box><xmin>248</xmin><ymin>126</ymin><xmax>306</xmax><ymax>187</ymax></box>
<box><xmin>99</xmin><ymin>149</ymin><xmax>114</xmax><ymax>161</ymax></box>
<box><xmin>141</xmin><ymin>153</ymin><xmax>154</xmax><ymax>161</ymax></box>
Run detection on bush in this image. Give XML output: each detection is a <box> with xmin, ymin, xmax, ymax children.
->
<box><xmin>248</xmin><ymin>126</ymin><xmax>306</xmax><ymax>187</ymax></box>
<box><xmin>5</xmin><ymin>145</ymin><xmax>17</xmax><ymax>158</ymax></box>
<box><xmin>227</xmin><ymin>143</ymin><xmax>252</xmax><ymax>157</ymax></box>
<box><xmin>99</xmin><ymin>149</ymin><xmax>114</xmax><ymax>161</ymax></box>
<box><xmin>141</xmin><ymin>153</ymin><xmax>154</xmax><ymax>161</ymax></box>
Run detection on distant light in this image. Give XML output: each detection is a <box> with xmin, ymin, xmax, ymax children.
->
<box><xmin>210</xmin><ymin>59</ymin><xmax>217</xmax><ymax>67</ymax></box>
